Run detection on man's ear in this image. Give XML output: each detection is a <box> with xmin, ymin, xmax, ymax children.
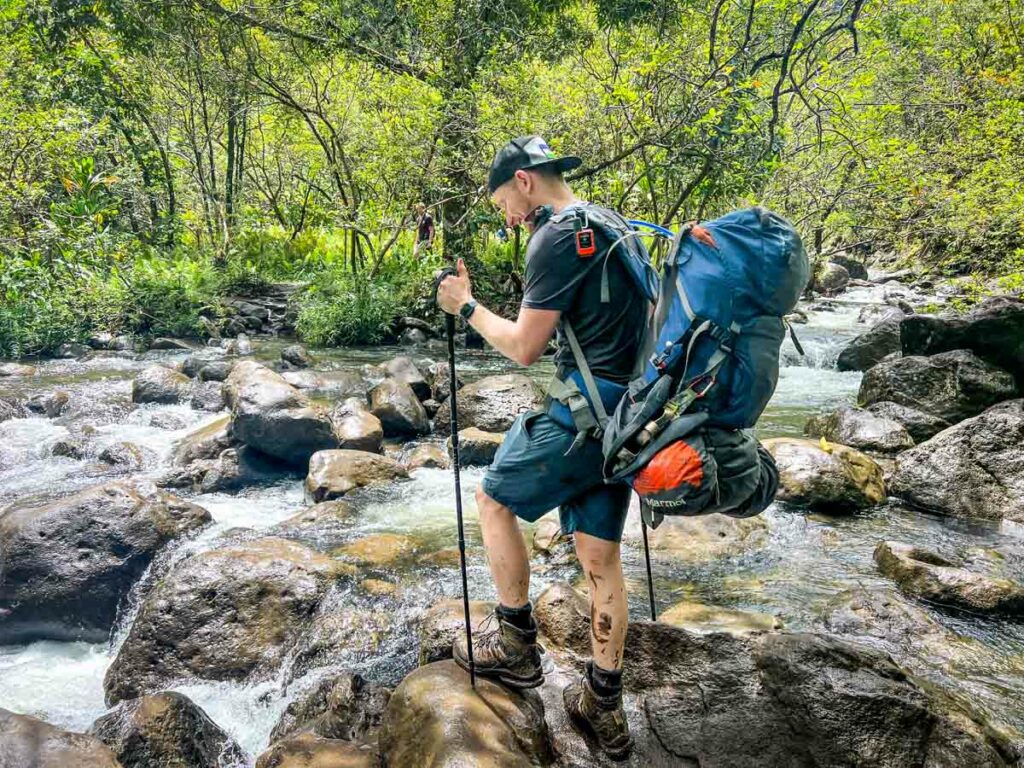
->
<box><xmin>514</xmin><ymin>169</ymin><xmax>531</xmax><ymax>193</ymax></box>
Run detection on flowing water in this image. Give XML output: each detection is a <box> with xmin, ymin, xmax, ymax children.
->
<box><xmin>1</xmin><ymin>282</ymin><xmax>1022</xmax><ymax>763</ymax></box>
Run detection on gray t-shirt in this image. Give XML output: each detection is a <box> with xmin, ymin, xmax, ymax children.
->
<box><xmin>521</xmin><ymin>206</ymin><xmax>647</xmax><ymax>384</ymax></box>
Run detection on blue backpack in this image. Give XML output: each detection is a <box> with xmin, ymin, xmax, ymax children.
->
<box><xmin>545</xmin><ymin>204</ymin><xmax>806</xmax><ymax>520</ymax></box>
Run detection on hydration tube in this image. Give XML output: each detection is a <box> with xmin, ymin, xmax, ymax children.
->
<box><xmin>627</xmin><ymin>219</ymin><xmax>676</xmax><ymax>239</ymax></box>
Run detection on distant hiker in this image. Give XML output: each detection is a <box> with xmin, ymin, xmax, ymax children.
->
<box><xmin>413</xmin><ymin>202</ymin><xmax>434</xmax><ymax>257</ymax></box>
<box><xmin>436</xmin><ymin>135</ymin><xmax>639</xmax><ymax>759</ymax></box>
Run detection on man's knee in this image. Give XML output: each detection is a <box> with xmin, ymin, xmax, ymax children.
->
<box><xmin>476</xmin><ymin>487</ymin><xmax>514</xmax><ymax>524</ymax></box>
<box><xmin>573</xmin><ymin>531</ymin><xmax>622</xmax><ymax>572</ymax></box>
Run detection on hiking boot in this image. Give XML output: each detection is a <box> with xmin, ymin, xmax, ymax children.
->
<box><xmin>563</xmin><ymin>668</ymin><xmax>633</xmax><ymax>761</ymax></box>
<box><xmin>452</xmin><ymin>609</ymin><xmax>544</xmax><ymax>689</ymax></box>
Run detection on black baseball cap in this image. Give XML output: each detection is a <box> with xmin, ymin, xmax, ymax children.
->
<box><xmin>487</xmin><ymin>135</ymin><xmax>582</xmax><ymax>193</ymax></box>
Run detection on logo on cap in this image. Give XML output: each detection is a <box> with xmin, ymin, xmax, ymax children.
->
<box><xmin>537</xmin><ymin>140</ymin><xmax>555</xmax><ymax>159</ymax></box>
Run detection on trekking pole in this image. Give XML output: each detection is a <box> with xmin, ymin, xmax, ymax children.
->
<box><xmin>640</xmin><ymin>516</ymin><xmax>657</xmax><ymax>621</ymax></box>
<box><xmin>435</xmin><ymin>266</ymin><xmax>475</xmax><ymax>688</ymax></box>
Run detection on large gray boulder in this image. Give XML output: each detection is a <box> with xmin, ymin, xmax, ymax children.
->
<box><xmin>268</xmin><ymin>672</ymin><xmax>390</xmax><ymax>745</ymax></box>
<box><xmin>0</xmin><ymin>481</ymin><xmax>210</xmax><ymax>643</ymax></box>
<box><xmin>383</xmin><ymin>356</ymin><xmax>431</xmax><ymax>401</ymax></box>
<box><xmin>450</xmin><ymin>427</ymin><xmax>504</xmax><ymax>466</ymax></box>
<box><xmin>433</xmin><ymin>374</ymin><xmax>543</xmax><ymax>437</ymax></box>
<box><xmin>858</xmin><ymin>349</ymin><xmax>1018</xmax><ymax>427</ymax></box>
<box><xmin>836</xmin><ymin>317</ymin><xmax>902</xmax><ymax>372</ymax></box>
<box><xmin>90</xmin><ymin>691</ymin><xmax>244</xmax><ymax>768</ymax></box>
<box><xmin>368</xmin><ymin>378</ymin><xmax>429</xmax><ymax>436</ymax></box>
<box><xmin>817</xmin><ymin>262</ymin><xmax>850</xmax><ymax>295</ymax></box>
<box><xmin>132</xmin><ymin>365</ymin><xmax>193</xmax><ymax>404</ymax></box>
<box><xmin>304</xmin><ymin>450</ymin><xmax>407</xmax><ymax>503</ymax></box>
<box><xmin>0</xmin><ymin>708</ymin><xmax>121</xmax><ymax>768</ymax></box>
<box><xmin>889</xmin><ymin>399</ymin><xmax>1024</xmax><ymax>522</ymax></box>
<box><xmin>0</xmin><ymin>396</ymin><xmax>26</xmax><ymax>423</ymax></box>
<box><xmin>900</xmin><ymin>296</ymin><xmax>1024</xmax><ymax>380</ymax></box>
<box><xmin>805</xmin><ymin>406</ymin><xmax>914</xmax><ymax>454</ymax></box>
<box><xmin>104</xmin><ymin>537</ymin><xmax>353</xmax><ymax>705</ymax></box>
<box><xmin>330</xmin><ymin>397</ymin><xmax>384</xmax><ymax>453</ymax></box>
<box><xmin>158</xmin><ymin>445</ymin><xmax>292</xmax><ymax>494</ymax></box>
<box><xmin>762</xmin><ymin>437</ymin><xmax>885</xmax><ymax>511</ymax></box>
<box><xmin>224</xmin><ymin>360</ymin><xmax>338</xmax><ymax>465</ymax></box>
<box><xmin>874</xmin><ymin>541</ymin><xmax>1024</xmax><ymax>615</ymax></box>
<box><xmin>171</xmin><ymin>414</ymin><xmax>234</xmax><ymax>466</ymax></box>
<box><xmin>867</xmin><ymin>401</ymin><xmax>952</xmax><ymax>443</ymax></box>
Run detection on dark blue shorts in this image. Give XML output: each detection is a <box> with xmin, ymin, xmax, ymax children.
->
<box><xmin>481</xmin><ymin>410</ymin><xmax>631</xmax><ymax>542</ymax></box>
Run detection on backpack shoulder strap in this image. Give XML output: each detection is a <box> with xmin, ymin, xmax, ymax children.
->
<box><xmin>562</xmin><ymin>319</ymin><xmax>608</xmax><ymax>426</ymax></box>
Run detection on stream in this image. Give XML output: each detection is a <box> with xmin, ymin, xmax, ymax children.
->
<box><xmin>1</xmin><ymin>281</ymin><xmax>1023</xmax><ymax>763</ymax></box>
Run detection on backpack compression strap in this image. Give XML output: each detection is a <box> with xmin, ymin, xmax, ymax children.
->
<box><xmin>545</xmin><ymin>320</ymin><xmax>609</xmax><ymax>454</ymax></box>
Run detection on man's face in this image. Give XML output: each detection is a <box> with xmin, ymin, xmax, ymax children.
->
<box><xmin>490</xmin><ymin>170</ymin><xmax>534</xmax><ymax>230</ymax></box>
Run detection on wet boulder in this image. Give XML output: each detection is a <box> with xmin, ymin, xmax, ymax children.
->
<box><xmin>874</xmin><ymin>541</ymin><xmax>1024</xmax><ymax>615</ymax></box>
<box><xmin>225</xmin><ymin>360</ymin><xmax>338</xmax><ymax>465</ymax></box>
<box><xmin>382</xmin><ymin>356</ymin><xmax>431</xmax><ymax>401</ymax></box>
<box><xmin>368</xmin><ymin>378</ymin><xmax>429</xmax><ymax>437</ymax></box>
<box><xmin>858</xmin><ymin>349</ymin><xmax>1018</xmax><ymax>427</ymax></box>
<box><xmin>433</xmin><ymin>374</ymin><xmax>542</xmax><ymax>437</ymax></box>
<box><xmin>131</xmin><ymin>365</ymin><xmax>193</xmax><ymax>405</ymax></box>
<box><xmin>90</xmin><ymin>691</ymin><xmax>244</xmax><ymax>768</ymax></box>
<box><xmin>281</xmin><ymin>344</ymin><xmax>314</xmax><ymax>369</ymax></box>
<box><xmin>171</xmin><ymin>414</ymin><xmax>234</xmax><ymax>466</ymax></box>
<box><xmin>284</xmin><ymin>605</ymin><xmax>395</xmax><ymax>682</ymax></box>
<box><xmin>816</xmin><ymin>262</ymin><xmax>850</xmax><ymax>295</ymax></box>
<box><xmin>272</xmin><ymin>500</ymin><xmax>355</xmax><ymax>537</ymax></box>
<box><xmin>889</xmin><ymin>399</ymin><xmax>1024</xmax><ymax>522</ymax></box>
<box><xmin>336</xmin><ymin>533</ymin><xmax>421</xmax><ymax>567</ymax></box>
<box><xmin>148</xmin><ymin>337</ymin><xmax>193</xmax><ymax>351</ymax></box>
<box><xmin>0</xmin><ymin>480</ymin><xmax>210</xmax><ymax>643</ymax></box>
<box><xmin>98</xmin><ymin>441</ymin><xmax>152</xmax><ymax>471</ymax></box>
<box><xmin>836</xmin><ymin>317</ymin><xmax>902</xmax><ymax>372</ymax></box>
<box><xmin>190</xmin><ymin>380</ymin><xmax>226</xmax><ymax>412</ymax></box>
<box><xmin>103</xmin><ymin>537</ymin><xmax>353</xmax><ymax>705</ymax></box>
<box><xmin>660</xmin><ymin>601</ymin><xmax>783</xmax><ymax>634</ymax></box>
<box><xmin>762</xmin><ymin>437</ymin><xmax>885</xmax><ymax>511</ymax></box>
<box><xmin>900</xmin><ymin>296</ymin><xmax>1024</xmax><ymax>380</ymax></box>
<box><xmin>0</xmin><ymin>397</ymin><xmax>27</xmax><ymax>423</ymax></box>
<box><xmin>305</xmin><ymin>450</ymin><xmax>407</xmax><ymax>502</ymax></box>
<box><xmin>634</xmin><ymin>514</ymin><xmax>770</xmax><ymax>563</ymax></box>
<box><xmin>417</xmin><ymin>600</ymin><xmax>496</xmax><ymax>665</ymax></box>
<box><xmin>867</xmin><ymin>400</ymin><xmax>952</xmax><ymax>443</ymax></box>
<box><xmin>404</xmin><ymin>443</ymin><xmax>449</xmax><ymax>470</ymax></box>
<box><xmin>829</xmin><ymin>255</ymin><xmax>869</xmax><ymax>281</ymax></box>
<box><xmin>0</xmin><ymin>708</ymin><xmax>121</xmax><ymax>768</ymax></box>
<box><xmin>450</xmin><ymin>427</ymin><xmax>504</xmax><ymax>466</ymax></box>
<box><xmin>0</xmin><ymin>362</ymin><xmax>37</xmax><ymax>377</ymax></box>
<box><xmin>427</xmin><ymin>360</ymin><xmax>462</xmax><ymax>404</ymax></box>
<box><xmin>805</xmin><ymin>406</ymin><xmax>914</xmax><ymax>454</ymax></box>
<box><xmin>158</xmin><ymin>445</ymin><xmax>292</xmax><ymax>494</ymax></box>
<box><xmin>199</xmin><ymin>360</ymin><xmax>235</xmax><ymax>382</ymax></box>
<box><xmin>25</xmin><ymin>390</ymin><xmax>70</xmax><ymax>418</ymax></box>
<box><xmin>378</xmin><ymin>660</ymin><xmax>553</xmax><ymax>768</ymax></box>
<box><xmin>256</xmin><ymin>733</ymin><xmax>377</xmax><ymax>768</ymax></box>
<box><xmin>269</xmin><ymin>673</ymin><xmax>390</xmax><ymax>745</ymax></box>
<box><xmin>282</xmin><ymin>369</ymin><xmax>367</xmax><ymax>400</ymax></box>
<box><xmin>329</xmin><ymin>398</ymin><xmax>383</xmax><ymax>453</ymax></box>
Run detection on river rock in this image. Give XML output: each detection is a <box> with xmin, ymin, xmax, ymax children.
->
<box><xmin>901</xmin><ymin>296</ymin><xmax>1024</xmax><ymax>380</ymax></box>
<box><xmin>305</xmin><ymin>450</ymin><xmax>407</xmax><ymax>503</ymax></box>
<box><xmin>52</xmin><ymin>437</ymin><xmax>86</xmax><ymax>459</ymax></box>
<box><xmin>378</xmin><ymin>660</ymin><xmax>553</xmax><ymax>768</ymax></box>
<box><xmin>0</xmin><ymin>481</ymin><xmax>210</xmax><ymax>644</ymax></box>
<box><xmin>858</xmin><ymin>349</ymin><xmax>1018</xmax><ymax>427</ymax></box>
<box><xmin>0</xmin><ymin>397</ymin><xmax>26</xmax><ymax>422</ymax></box>
<box><xmin>98</xmin><ymin>441</ymin><xmax>150</xmax><ymax>471</ymax></box>
<box><xmin>762</xmin><ymin>437</ymin><xmax>885</xmax><ymax>511</ymax></box>
<box><xmin>281</xmin><ymin>344</ymin><xmax>314</xmax><ymax>369</ymax></box>
<box><xmin>199</xmin><ymin>360</ymin><xmax>235</xmax><ymax>382</ymax></box>
<box><xmin>225</xmin><ymin>361</ymin><xmax>338</xmax><ymax>465</ymax></box>
<box><xmin>635</xmin><ymin>514</ymin><xmax>770</xmax><ymax>562</ymax></box>
<box><xmin>90</xmin><ymin>691</ymin><xmax>244</xmax><ymax>768</ymax></box>
<box><xmin>817</xmin><ymin>262</ymin><xmax>850</xmax><ymax>295</ymax></box>
<box><xmin>269</xmin><ymin>673</ymin><xmax>390</xmax><ymax>744</ymax></box>
<box><xmin>889</xmin><ymin>399</ymin><xmax>1024</xmax><ymax>522</ymax></box>
<box><xmin>256</xmin><ymin>732</ymin><xmax>377</xmax><ymax>768</ymax></box>
<box><xmin>190</xmin><ymin>380</ymin><xmax>226</xmax><ymax>412</ymax></box>
<box><xmin>284</xmin><ymin>606</ymin><xmax>395</xmax><ymax>682</ymax></box>
<box><xmin>383</xmin><ymin>356</ymin><xmax>431</xmax><ymax>401</ymax></box>
<box><xmin>368</xmin><ymin>378</ymin><xmax>429</xmax><ymax>437</ymax></box>
<box><xmin>433</xmin><ymin>374</ymin><xmax>542</xmax><ymax>437</ymax></box>
<box><xmin>336</xmin><ymin>533</ymin><xmax>421</xmax><ymax>567</ymax></box>
<box><xmin>172</xmin><ymin>414</ymin><xmax>234</xmax><ymax>465</ymax></box>
<box><xmin>103</xmin><ymin>537</ymin><xmax>353</xmax><ymax>704</ymax></box>
<box><xmin>867</xmin><ymin>400</ymin><xmax>952</xmax><ymax>443</ymax></box>
<box><xmin>804</xmin><ymin>406</ymin><xmax>914</xmax><ymax>454</ymax></box>
<box><xmin>159</xmin><ymin>445</ymin><xmax>291</xmax><ymax>494</ymax></box>
<box><xmin>272</xmin><ymin>500</ymin><xmax>355</xmax><ymax>537</ymax></box>
<box><xmin>874</xmin><ymin>541</ymin><xmax>1024</xmax><ymax>614</ymax></box>
<box><xmin>330</xmin><ymin>398</ymin><xmax>384</xmax><ymax>453</ymax></box>
<box><xmin>0</xmin><ymin>362</ymin><xmax>37</xmax><ymax>377</ymax></box>
<box><xmin>427</xmin><ymin>361</ymin><xmax>462</xmax><ymax>403</ymax></box>
<box><xmin>88</xmin><ymin>331</ymin><xmax>115</xmax><ymax>349</ymax></box>
<box><xmin>450</xmin><ymin>427</ymin><xmax>504</xmax><ymax>466</ymax></box>
<box><xmin>399</xmin><ymin>327</ymin><xmax>429</xmax><ymax>346</ymax></box>
<box><xmin>660</xmin><ymin>601</ymin><xmax>783</xmax><ymax>634</ymax></box>
<box><xmin>836</xmin><ymin>317</ymin><xmax>902</xmax><ymax>372</ymax></box>
<box><xmin>0</xmin><ymin>708</ymin><xmax>121</xmax><ymax>768</ymax></box>
<box><xmin>418</xmin><ymin>600</ymin><xmax>496</xmax><ymax>665</ymax></box>
<box><xmin>131</xmin><ymin>365</ymin><xmax>193</xmax><ymax>404</ymax></box>
<box><xmin>830</xmin><ymin>255</ymin><xmax>869</xmax><ymax>281</ymax></box>
<box><xmin>149</xmin><ymin>411</ymin><xmax>188</xmax><ymax>430</ymax></box>
<box><xmin>404</xmin><ymin>443</ymin><xmax>449</xmax><ymax>470</ymax></box>
<box><xmin>25</xmin><ymin>390</ymin><xmax>70</xmax><ymax>418</ymax></box>
<box><xmin>148</xmin><ymin>337</ymin><xmax>193</xmax><ymax>351</ymax></box>
<box><xmin>282</xmin><ymin>369</ymin><xmax>367</xmax><ymax>400</ymax></box>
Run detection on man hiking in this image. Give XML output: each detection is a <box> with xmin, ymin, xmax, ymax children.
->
<box><xmin>436</xmin><ymin>135</ymin><xmax>643</xmax><ymax>759</ymax></box>
<box><xmin>413</xmin><ymin>202</ymin><xmax>435</xmax><ymax>258</ymax></box>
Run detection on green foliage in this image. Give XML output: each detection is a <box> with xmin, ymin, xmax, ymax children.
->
<box><xmin>296</xmin><ymin>274</ymin><xmax>401</xmax><ymax>347</ymax></box>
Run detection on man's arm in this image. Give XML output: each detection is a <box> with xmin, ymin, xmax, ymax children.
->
<box><xmin>436</xmin><ymin>259</ymin><xmax>558</xmax><ymax>366</ymax></box>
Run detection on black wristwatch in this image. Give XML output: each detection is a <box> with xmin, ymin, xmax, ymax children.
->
<box><xmin>459</xmin><ymin>299</ymin><xmax>478</xmax><ymax>320</ymax></box>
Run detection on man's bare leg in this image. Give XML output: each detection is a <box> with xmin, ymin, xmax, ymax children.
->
<box><xmin>475</xmin><ymin>486</ymin><xmax>531</xmax><ymax>607</ymax></box>
<box><xmin>574</xmin><ymin>531</ymin><xmax>628</xmax><ymax>670</ymax></box>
